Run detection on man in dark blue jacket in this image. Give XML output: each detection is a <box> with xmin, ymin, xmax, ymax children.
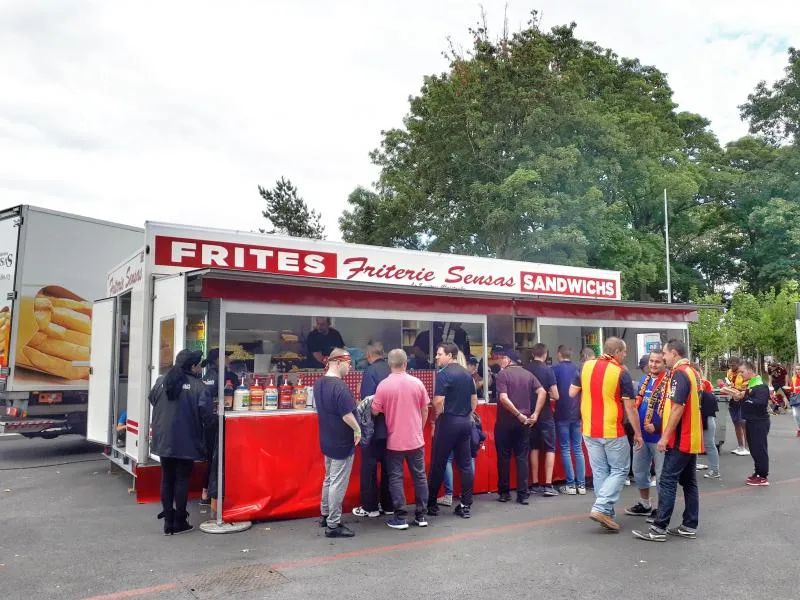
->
<box><xmin>353</xmin><ymin>343</ymin><xmax>392</xmax><ymax>518</ymax></box>
<box><xmin>149</xmin><ymin>349</ymin><xmax>214</xmax><ymax>535</ymax></box>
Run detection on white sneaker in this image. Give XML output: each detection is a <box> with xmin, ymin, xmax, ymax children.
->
<box><xmin>696</xmin><ymin>463</ymin><xmax>709</xmax><ymax>470</ymax></box>
<box><xmin>352</xmin><ymin>506</ymin><xmax>380</xmax><ymax>518</ymax></box>
<box><xmin>577</xmin><ymin>485</ymin><xmax>587</xmax><ymax>495</ymax></box>
<box><xmin>649</xmin><ymin>478</ymin><xmax>657</xmax><ymax>487</ymax></box>
<box><xmin>437</xmin><ymin>494</ymin><xmax>453</xmax><ymax>507</ymax></box>
<box><xmin>731</xmin><ymin>446</ymin><xmax>742</xmax><ymax>454</ymax></box>
<box><xmin>740</xmin><ymin>448</ymin><xmax>750</xmax><ymax>456</ymax></box>
<box><xmin>624</xmin><ymin>478</ymin><xmax>631</xmax><ymax>486</ymax></box>
<box><xmin>704</xmin><ymin>470</ymin><xmax>721</xmax><ymax>479</ymax></box>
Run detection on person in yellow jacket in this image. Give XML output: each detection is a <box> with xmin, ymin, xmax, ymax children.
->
<box><xmin>718</xmin><ymin>358</ymin><xmax>749</xmax><ymax>456</ymax></box>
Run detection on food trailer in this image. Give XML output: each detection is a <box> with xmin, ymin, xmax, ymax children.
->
<box><xmin>88</xmin><ymin>221</ymin><xmax>698</xmax><ymax>525</ymax></box>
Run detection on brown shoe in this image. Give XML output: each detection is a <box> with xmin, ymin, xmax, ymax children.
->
<box><xmin>590</xmin><ymin>511</ymin><xmax>620</xmax><ymax>532</ymax></box>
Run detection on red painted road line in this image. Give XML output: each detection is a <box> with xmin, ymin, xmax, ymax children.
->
<box><xmin>273</xmin><ymin>475</ymin><xmax>800</xmax><ymax>571</ymax></box>
<box><xmin>81</xmin><ymin>582</ymin><xmax>178</xmax><ymax>600</ymax></box>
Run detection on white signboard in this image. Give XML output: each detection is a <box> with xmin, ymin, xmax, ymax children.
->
<box><xmin>147</xmin><ymin>223</ymin><xmax>622</xmax><ymax>301</ymax></box>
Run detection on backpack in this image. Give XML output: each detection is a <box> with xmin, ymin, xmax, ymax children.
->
<box><xmin>355</xmin><ymin>396</ymin><xmax>376</xmax><ymax>447</ymax></box>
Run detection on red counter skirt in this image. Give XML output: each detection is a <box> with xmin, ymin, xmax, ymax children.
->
<box><xmin>223</xmin><ymin>404</ymin><xmax>592</xmax><ymax>522</ymax></box>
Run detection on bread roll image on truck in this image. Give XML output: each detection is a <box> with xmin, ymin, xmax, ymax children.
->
<box><xmin>0</xmin><ymin>205</ymin><xmax>142</xmax><ymax>439</ymax></box>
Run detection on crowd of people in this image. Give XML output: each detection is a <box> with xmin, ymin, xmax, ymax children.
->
<box><xmin>147</xmin><ymin>336</ymin><xmax>788</xmax><ymax>540</ymax></box>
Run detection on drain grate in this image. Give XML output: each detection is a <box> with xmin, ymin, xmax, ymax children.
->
<box><xmin>181</xmin><ymin>564</ymin><xmax>288</xmax><ymax>598</ymax></box>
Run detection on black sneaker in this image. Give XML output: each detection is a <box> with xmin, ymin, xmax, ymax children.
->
<box><xmin>172</xmin><ymin>522</ymin><xmax>194</xmax><ymax>535</ymax></box>
<box><xmin>454</xmin><ymin>504</ymin><xmax>471</xmax><ymax>519</ymax></box>
<box><xmin>497</xmin><ymin>493</ymin><xmax>511</xmax><ymax>503</ymax></box>
<box><xmin>625</xmin><ymin>502</ymin><xmax>652</xmax><ymax>516</ymax></box>
<box><xmin>413</xmin><ymin>516</ymin><xmax>428</xmax><ymax>527</ymax></box>
<box><xmin>426</xmin><ymin>505</ymin><xmax>440</xmax><ymax>517</ymax></box>
<box><xmin>516</xmin><ymin>495</ymin><xmax>530</xmax><ymax>505</ymax></box>
<box><xmin>542</xmin><ymin>486</ymin><xmax>558</xmax><ymax>497</ymax></box>
<box><xmin>667</xmin><ymin>525</ymin><xmax>697</xmax><ymax>539</ymax></box>
<box><xmin>318</xmin><ymin>515</ymin><xmax>328</xmax><ymax>527</ymax></box>
<box><xmin>529</xmin><ymin>484</ymin><xmax>545</xmax><ymax>495</ymax></box>
<box><xmin>325</xmin><ymin>524</ymin><xmax>355</xmax><ymax>538</ymax></box>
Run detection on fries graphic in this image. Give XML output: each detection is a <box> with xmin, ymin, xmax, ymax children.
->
<box><xmin>15</xmin><ymin>286</ymin><xmax>92</xmax><ymax>381</ymax></box>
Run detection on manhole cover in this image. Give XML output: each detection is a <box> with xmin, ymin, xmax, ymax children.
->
<box><xmin>181</xmin><ymin>564</ymin><xmax>288</xmax><ymax>598</ymax></box>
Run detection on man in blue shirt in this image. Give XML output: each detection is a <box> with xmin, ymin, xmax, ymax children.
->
<box><xmin>552</xmin><ymin>346</ymin><xmax>585</xmax><ymax>495</ymax></box>
<box><xmin>626</xmin><ymin>350</ymin><xmax>668</xmax><ymax>519</ymax></box>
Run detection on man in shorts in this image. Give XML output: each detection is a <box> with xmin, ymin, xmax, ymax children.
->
<box><xmin>527</xmin><ymin>344</ymin><xmax>559</xmax><ymax>497</ymax></box>
<box><xmin>719</xmin><ymin>358</ymin><xmax>749</xmax><ymax>456</ymax></box>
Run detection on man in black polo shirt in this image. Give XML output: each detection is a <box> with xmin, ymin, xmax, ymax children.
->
<box><xmin>527</xmin><ymin>343</ymin><xmax>560</xmax><ymax>497</ymax></box>
<box><xmin>306</xmin><ymin>317</ymin><xmax>346</xmax><ymax>369</ymax></box>
<box><xmin>494</xmin><ymin>346</ymin><xmax>545</xmax><ymax>504</ymax></box>
<box><xmin>427</xmin><ymin>343</ymin><xmax>478</xmax><ymax>519</ymax></box>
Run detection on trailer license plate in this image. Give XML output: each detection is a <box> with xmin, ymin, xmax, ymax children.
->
<box><xmin>38</xmin><ymin>392</ymin><xmax>63</xmax><ymax>404</ymax></box>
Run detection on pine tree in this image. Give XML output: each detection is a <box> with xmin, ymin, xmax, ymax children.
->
<box><xmin>259</xmin><ymin>177</ymin><xmax>325</xmax><ymax>239</ymax></box>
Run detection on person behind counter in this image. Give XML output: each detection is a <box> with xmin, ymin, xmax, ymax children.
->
<box><xmin>352</xmin><ymin>343</ymin><xmax>392</xmax><ymax>519</ymax></box>
<box><xmin>316</xmin><ymin>348</ymin><xmax>361</xmax><ymax>538</ymax></box>
<box><xmin>199</xmin><ymin>348</ymin><xmax>240</xmax><ymax>508</ymax></box>
<box><xmin>306</xmin><ymin>317</ymin><xmax>346</xmax><ymax>369</ymax></box>
<box><xmin>149</xmin><ymin>349</ymin><xmax>214</xmax><ymax>536</ymax></box>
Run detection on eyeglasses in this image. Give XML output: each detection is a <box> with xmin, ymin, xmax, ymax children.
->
<box><xmin>328</xmin><ymin>356</ymin><xmax>352</xmax><ymax>364</ymax></box>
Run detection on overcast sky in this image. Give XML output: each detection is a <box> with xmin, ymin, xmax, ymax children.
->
<box><xmin>1</xmin><ymin>1</ymin><xmax>797</xmax><ymax>239</ymax></box>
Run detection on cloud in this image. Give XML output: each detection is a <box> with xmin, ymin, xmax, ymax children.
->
<box><xmin>0</xmin><ymin>0</ymin><xmax>797</xmax><ymax>242</ymax></box>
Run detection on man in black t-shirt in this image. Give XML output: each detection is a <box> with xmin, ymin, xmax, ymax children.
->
<box><xmin>729</xmin><ymin>361</ymin><xmax>771</xmax><ymax>486</ymax></box>
<box><xmin>306</xmin><ymin>317</ymin><xmax>346</xmax><ymax>369</ymax></box>
<box><xmin>527</xmin><ymin>343</ymin><xmax>560</xmax><ymax>497</ymax></box>
<box><xmin>427</xmin><ymin>343</ymin><xmax>478</xmax><ymax>519</ymax></box>
<box><xmin>315</xmin><ymin>349</ymin><xmax>361</xmax><ymax>538</ymax></box>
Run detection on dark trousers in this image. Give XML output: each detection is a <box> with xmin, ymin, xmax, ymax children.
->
<box><xmin>746</xmin><ymin>418</ymin><xmax>770</xmax><ymax>477</ymax></box>
<box><xmin>360</xmin><ymin>438</ymin><xmax>392</xmax><ymax>512</ymax></box>
<box><xmin>428</xmin><ymin>415</ymin><xmax>473</xmax><ymax>507</ymax></box>
<box><xmin>495</xmin><ymin>422</ymin><xmax>530</xmax><ymax>496</ymax></box>
<box><xmin>654</xmin><ymin>449</ymin><xmax>699</xmax><ymax>531</ymax></box>
<box><xmin>160</xmin><ymin>457</ymin><xmax>194</xmax><ymax>517</ymax></box>
<box><xmin>387</xmin><ymin>447</ymin><xmax>429</xmax><ymax>520</ymax></box>
<box><xmin>204</xmin><ymin>423</ymin><xmax>218</xmax><ymax>496</ymax></box>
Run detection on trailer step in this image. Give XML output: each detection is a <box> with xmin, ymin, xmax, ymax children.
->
<box><xmin>0</xmin><ymin>419</ymin><xmax>67</xmax><ymax>434</ymax></box>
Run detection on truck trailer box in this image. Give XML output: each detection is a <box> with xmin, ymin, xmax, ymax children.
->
<box><xmin>0</xmin><ymin>205</ymin><xmax>142</xmax><ymax>437</ymax></box>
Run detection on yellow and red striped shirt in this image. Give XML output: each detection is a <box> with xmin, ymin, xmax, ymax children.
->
<box><xmin>664</xmin><ymin>360</ymin><xmax>704</xmax><ymax>454</ymax></box>
<box><xmin>789</xmin><ymin>375</ymin><xmax>800</xmax><ymax>395</ymax></box>
<box><xmin>578</xmin><ymin>355</ymin><xmax>635</xmax><ymax>439</ymax></box>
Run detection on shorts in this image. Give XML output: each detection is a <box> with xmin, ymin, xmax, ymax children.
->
<box><xmin>530</xmin><ymin>420</ymin><xmax>556</xmax><ymax>452</ymax></box>
<box><xmin>729</xmin><ymin>402</ymin><xmax>745</xmax><ymax>425</ymax></box>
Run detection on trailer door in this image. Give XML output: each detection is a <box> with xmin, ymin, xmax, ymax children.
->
<box><xmin>151</xmin><ymin>275</ymin><xmax>186</xmax><ymax>379</ymax></box>
<box><xmin>87</xmin><ymin>297</ymin><xmax>116</xmax><ymax>445</ymax></box>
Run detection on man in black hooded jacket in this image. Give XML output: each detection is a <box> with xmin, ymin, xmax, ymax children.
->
<box><xmin>150</xmin><ymin>349</ymin><xmax>214</xmax><ymax>535</ymax></box>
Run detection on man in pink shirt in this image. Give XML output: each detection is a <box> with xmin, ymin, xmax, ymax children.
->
<box><xmin>372</xmin><ymin>348</ymin><xmax>431</xmax><ymax>530</ymax></box>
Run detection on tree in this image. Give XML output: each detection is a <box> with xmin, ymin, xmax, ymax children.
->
<box><xmin>259</xmin><ymin>178</ymin><xmax>325</xmax><ymax>239</ymax></box>
<box><xmin>688</xmin><ymin>292</ymin><xmax>727</xmax><ymax>376</ymax></box>
<box><xmin>759</xmin><ymin>284</ymin><xmax>800</xmax><ymax>363</ymax></box>
<box><xmin>339</xmin><ymin>187</ymin><xmax>423</xmax><ymax>249</ymax></box>
<box><xmin>740</xmin><ymin>47</ymin><xmax>800</xmax><ymax>144</ymax></box>
<box><xmin>342</xmin><ymin>13</ymin><xmax>717</xmax><ymax>300</ymax></box>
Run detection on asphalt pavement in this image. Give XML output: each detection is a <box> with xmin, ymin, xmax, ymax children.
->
<box><xmin>1</xmin><ymin>415</ymin><xmax>798</xmax><ymax>600</ymax></box>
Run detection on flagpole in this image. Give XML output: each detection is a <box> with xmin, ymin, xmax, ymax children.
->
<box><xmin>664</xmin><ymin>188</ymin><xmax>672</xmax><ymax>304</ymax></box>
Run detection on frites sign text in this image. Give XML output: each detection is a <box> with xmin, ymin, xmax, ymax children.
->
<box><xmin>152</xmin><ymin>234</ymin><xmax>620</xmax><ymax>300</ymax></box>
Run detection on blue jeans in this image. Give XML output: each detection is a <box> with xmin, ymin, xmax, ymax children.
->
<box><xmin>633</xmin><ymin>442</ymin><xmax>664</xmax><ymax>490</ymax></box>
<box><xmin>703</xmin><ymin>416</ymin><xmax>719</xmax><ymax>473</ymax></box>
<box><xmin>556</xmin><ymin>420</ymin><xmax>585</xmax><ymax>487</ymax></box>
<box><xmin>583</xmin><ymin>435</ymin><xmax>630</xmax><ymax>516</ymax></box>
<box><xmin>443</xmin><ymin>452</ymin><xmax>476</xmax><ymax>496</ymax></box>
<box><xmin>653</xmin><ymin>448</ymin><xmax>699</xmax><ymax>532</ymax></box>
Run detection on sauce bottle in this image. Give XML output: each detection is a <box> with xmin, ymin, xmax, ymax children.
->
<box><xmin>223</xmin><ymin>380</ymin><xmax>234</xmax><ymax>410</ymax></box>
<box><xmin>292</xmin><ymin>378</ymin><xmax>308</xmax><ymax>409</ymax></box>
<box><xmin>278</xmin><ymin>377</ymin><xmax>293</xmax><ymax>409</ymax></box>
<box><xmin>249</xmin><ymin>378</ymin><xmax>264</xmax><ymax>411</ymax></box>
<box><xmin>233</xmin><ymin>381</ymin><xmax>250</xmax><ymax>411</ymax></box>
<box><xmin>264</xmin><ymin>376</ymin><xmax>278</xmax><ymax>411</ymax></box>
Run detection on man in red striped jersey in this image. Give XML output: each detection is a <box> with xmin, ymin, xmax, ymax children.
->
<box><xmin>633</xmin><ymin>339</ymin><xmax>702</xmax><ymax>542</ymax></box>
<box><xmin>570</xmin><ymin>337</ymin><xmax>643</xmax><ymax>532</ymax></box>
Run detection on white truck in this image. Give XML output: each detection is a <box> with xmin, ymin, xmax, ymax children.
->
<box><xmin>0</xmin><ymin>205</ymin><xmax>142</xmax><ymax>438</ymax></box>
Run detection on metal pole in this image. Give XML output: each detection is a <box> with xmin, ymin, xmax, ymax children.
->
<box><xmin>216</xmin><ymin>303</ymin><xmax>226</xmax><ymax>526</ymax></box>
<box><xmin>664</xmin><ymin>188</ymin><xmax>672</xmax><ymax>304</ymax></box>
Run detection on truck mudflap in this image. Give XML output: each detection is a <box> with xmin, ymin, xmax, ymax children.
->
<box><xmin>0</xmin><ymin>418</ymin><xmax>68</xmax><ymax>436</ymax></box>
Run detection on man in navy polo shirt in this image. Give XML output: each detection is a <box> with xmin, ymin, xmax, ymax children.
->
<box><xmin>427</xmin><ymin>343</ymin><xmax>478</xmax><ymax>519</ymax></box>
<box><xmin>527</xmin><ymin>343</ymin><xmax>560</xmax><ymax>497</ymax></box>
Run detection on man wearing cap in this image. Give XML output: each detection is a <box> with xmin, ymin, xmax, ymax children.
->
<box><xmin>199</xmin><ymin>348</ymin><xmax>240</xmax><ymax>508</ymax></box>
<box><xmin>493</xmin><ymin>345</ymin><xmax>546</xmax><ymax>504</ymax></box>
<box><xmin>315</xmin><ymin>348</ymin><xmax>362</xmax><ymax>538</ymax></box>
